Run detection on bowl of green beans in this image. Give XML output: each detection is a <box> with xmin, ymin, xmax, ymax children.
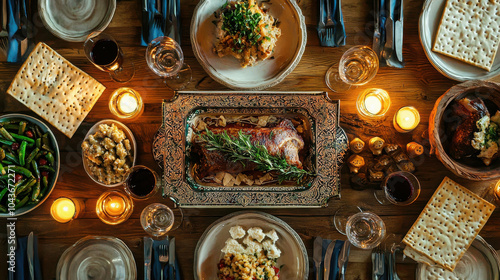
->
<box><xmin>0</xmin><ymin>114</ymin><xmax>59</xmax><ymax>217</ymax></box>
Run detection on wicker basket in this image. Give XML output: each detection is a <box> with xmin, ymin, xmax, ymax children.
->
<box><xmin>429</xmin><ymin>80</ymin><xmax>500</xmax><ymax>181</ymax></box>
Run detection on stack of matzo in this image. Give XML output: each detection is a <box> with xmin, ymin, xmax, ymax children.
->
<box><xmin>432</xmin><ymin>0</ymin><xmax>500</xmax><ymax>71</ymax></box>
<box><xmin>7</xmin><ymin>42</ymin><xmax>106</xmax><ymax>138</ymax></box>
<box><xmin>402</xmin><ymin>177</ymin><xmax>495</xmax><ymax>271</ymax></box>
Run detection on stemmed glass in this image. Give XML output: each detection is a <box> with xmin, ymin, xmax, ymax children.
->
<box><xmin>334</xmin><ymin>206</ymin><xmax>386</xmax><ymax>249</ymax></box>
<box><xmin>325</xmin><ymin>46</ymin><xmax>379</xmax><ymax>92</ymax></box>
<box><xmin>146</xmin><ymin>36</ymin><xmax>192</xmax><ymax>90</ymax></box>
<box><xmin>140</xmin><ymin>203</ymin><xmax>183</xmax><ymax>237</ymax></box>
<box><xmin>84</xmin><ymin>32</ymin><xmax>135</xmax><ymax>83</ymax></box>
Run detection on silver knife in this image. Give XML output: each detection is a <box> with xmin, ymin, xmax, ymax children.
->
<box><xmin>323</xmin><ymin>241</ymin><xmax>336</xmax><ymax>280</ymax></box>
<box><xmin>144</xmin><ymin>237</ymin><xmax>153</xmax><ymax>280</ymax></box>
<box><xmin>27</xmin><ymin>232</ymin><xmax>34</xmax><ymax>280</ymax></box>
<box><xmin>337</xmin><ymin>240</ymin><xmax>351</xmax><ymax>280</ymax></box>
<box><xmin>383</xmin><ymin>0</ymin><xmax>394</xmax><ymax>60</ymax></box>
<box><xmin>169</xmin><ymin>237</ymin><xmax>176</xmax><ymax>280</ymax></box>
<box><xmin>394</xmin><ymin>0</ymin><xmax>404</xmax><ymax>62</ymax></box>
<box><xmin>313</xmin><ymin>237</ymin><xmax>323</xmax><ymax>280</ymax></box>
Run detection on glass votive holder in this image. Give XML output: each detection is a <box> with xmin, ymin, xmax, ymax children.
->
<box><xmin>123</xmin><ymin>165</ymin><xmax>160</xmax><ymax>200</ymax></box>
<box><xmin>50</xmin><ymin>197</ymin><xmax>83</xmax><ymax>223</ymax></box>
<box><xmin>393</xmin><ymin>106</ymin><xmax>420</xmax><ymax>133</ymax></box>
<box><xmin>96</xmin><ymin>190</ymin><xmax>133</xmax><ymax>225</ymax></box>
<box><xmin>356</xmin><ymin>88</ymin><xmax>391</xmax><ymax>119</ymax></box>
<box><xmin>109</xmin><ymin>87</ymin><xmax>143</xmax><ymax>119</ymax></box>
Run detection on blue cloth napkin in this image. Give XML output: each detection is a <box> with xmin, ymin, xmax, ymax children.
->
<box><xmin>13</xmin><ymin>235</ymin><xmax>42</xmax><ymax>280</ymax></box>
<box><xmin>149</xmin><ymin>238</ymin><xmax>181</xmax><ymax>280</ymax></box>
<box><xmin>7</xmin><ymin>0</ymin><xmax>20</xmax><ymax>63</ymax></box>
<box><xmin>141</xmin><ymin>0</ymin><xmax>181</xmax><ymax>46</ymax></box>
<box><xmin>313</xmin><ymin>239</ymin><xmax>346</xmax><ymax>280</ymax></box>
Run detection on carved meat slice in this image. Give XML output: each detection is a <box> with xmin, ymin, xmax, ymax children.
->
<box><xmin>450</xmin><ymin>97</ymin><xmax>489</xmax><ymax>159</ymax></box>
<box><xmin>197</xmin><ymin>119</ymin><xmax>305</xmax><ymax>176</ymax></box>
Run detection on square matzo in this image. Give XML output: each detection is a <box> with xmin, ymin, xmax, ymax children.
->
<box><xmin>432</xmin><ymin>0</ymin><xmax>500</xmax><ymax>71</ymax></box>
<box><xmin>7</xmin><ymin>42</ymin><xmax>106</xmax><ymax>138</ymax></box>
<box><xmin>402</xmin><ymin>177</ymin><xmax>495</xmax><ymax>271</ymax></box>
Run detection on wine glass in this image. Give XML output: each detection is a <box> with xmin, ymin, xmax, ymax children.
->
<box><xmin>325</xmin><ymin>45</ymin><xmax>379</xmax><ymax>92</ymax></box>
<box><xmin>140</xmin><ymin>203</ymin><xmax>184</xmax><ymax>237</ymax></box>
<box><xmin>345</xmin><ymin>211</ymin><xmax>386</xmax><ymax>249</ymax></box>
<box><xmin>146</xmin><ymin>36</ymin><xmax>192</xmax><ymax>90</ymax></box>
<box><xmin>84</xmin><ymin>32</ymin><xmax>135</xmax><ymax>83</ymax></box>
<box><xmin>374</xmin><ymin>171</ymin><xmax>421</xmax><ymax>206</ymax></box>
<box><xmin>333</xmin><ymin>205</ymin><xmax>362</xmax><ymax>235</ymax></box>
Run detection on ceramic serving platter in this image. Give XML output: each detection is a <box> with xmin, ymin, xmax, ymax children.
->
<box><xmin>152</xmin><ymin>91</ymin><xmax>348</xmax><ymax>208</ymax></box>
<box><xmin>190</xmin><ymin>0</ymin><xmax>307</xmax><ymax>90</ymax></box>
<box><xmin>419</xmin><ymin>0</ymin><xmax>500</xmax><ymax>81</ymax></box>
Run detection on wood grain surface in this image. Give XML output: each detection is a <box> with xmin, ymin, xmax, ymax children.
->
<box><xmin>1</xmin><ymin>0</ymin><xmax>500</xmax><ymax>279</ymax></box>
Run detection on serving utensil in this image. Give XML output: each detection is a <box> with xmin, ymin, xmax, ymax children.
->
<box><xmin>159</xmin><ymin>244</ymin><xmax>169</xmax><ymax>280</ymax></box>
<box><xmin>27</xmin><ymin>232</ymin><xmax>34</xmax><ymax>280</ymax></box>
<box><xmin>323</xmin><ymin>241</ymin><xmax>336</xmax><ymax>280</ymax></box>
<box><xmin>313</xmin><ymin>236</ymin><xmax>323</xmax><ymax>280</ymax></box>
<box><xmin>337</xmin><ymin>240</ymin><xmax>351</xmax><ymax>280</ymax></box>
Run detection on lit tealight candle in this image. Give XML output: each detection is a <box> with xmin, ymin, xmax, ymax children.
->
<box><xmin>117</xmin><ymin>92</ymin><xmax>138</xmax><ymax>114</ymax></box>
<box><xmin>51</xmin><ymin>198</ymin><xmax>77</xmax><ymax>223</ymax></box>
<box><xmin>494</xmin><ymin>180</ymin><xmax>500</xmax><ymax>201</ymax></box>
<box><xmin>394</xmin><ymin>106</ymin><xmax>420</xmax><ymax>133</ymax></box>
<box><xmin>104</xmin><ymin>195</ymin><xmax>125</xmax><ymax>216</ymax></box>
<box><xmin>356</xmin><ymin>88</ymin><xmax>391</xmax><ymax>119</ymax></box>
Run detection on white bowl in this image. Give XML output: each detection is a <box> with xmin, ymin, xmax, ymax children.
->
<box><xmin>191</xmin><ymin>0</ymin><xmax>307</xmax><ymax>90</ymax></box>
<box><xmin>0</xmin><ymin>114</ymin><xmax>60</xmax><ymax>217</ymax></box>
<box><xmin>82</xmin><ymin>119</ymin><xmax>136</xmax><ymax>187</ymax></box>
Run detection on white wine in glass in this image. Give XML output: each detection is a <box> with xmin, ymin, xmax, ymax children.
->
<box><xmin>346</xmin><ymin>211</ymin><xmax>386</xmax><ymax>249</ymax></box>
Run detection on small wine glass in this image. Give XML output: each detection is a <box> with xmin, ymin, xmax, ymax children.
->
<box><xmin>84</xmin><ymin>32</ymin><xmax>135</xmax><ymax>83</ymax></box>
<box><xmin>146</xmin><ymin>36</ymin><xmax>192</xmax><ymax>90</ymax></box>
<box><xmin>345</xmin><ymin>211</ymin><xmax>386</xmax><ymax>249</ymax></box>
<box><xmin>140</xmin><ymin>203</ymin><xmax>184</xmax><ymax>237</ymax></box>
<box><xmin>374</xmin><ymin>171</ymin><xmax>421</xmax><ymax>206</ymax></box>
<box><xmin>333</xmin><ymin>205</ymin><xmax>362</xmax><ymax>235</ymax></box>
<box><xmin>325</xmin><ymin>45</ymin><xmax>379</xmax><ymax>92</ymax></box>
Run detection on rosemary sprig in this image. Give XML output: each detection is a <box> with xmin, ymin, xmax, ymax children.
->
<box><xmin>198</xmin><ymin>129</ymin><xmax>313</xmax><ymax>183</ymax></box>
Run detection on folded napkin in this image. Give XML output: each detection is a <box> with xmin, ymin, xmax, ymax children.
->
<box><xmin>6</xmin><ymin>0</ymin><xmax>20</xmax><ymax>62</ymax></box>
<box><xmin>12</xmin><ymin>235</ymin><xmax>42</xmax><ymax>280</ymax></box>
<box><xmin>144</xmin><ymin>237</ymin><xmax>181</xmax><ymax>280</ymax></box>
<box><xmin>314</xmin><ymin>239</ymin><xmax>346</xmax><ymax>280</ymax></box>
<box><xmin>141</xmin><ymin>0</ymin><xmax>181</xmax><ymax>46</ymax></box>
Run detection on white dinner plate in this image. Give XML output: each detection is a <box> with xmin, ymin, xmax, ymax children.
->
<box><xmin>419</xmin><ymin>0</ymin><xmax>500</xmax><ymax>81</ymax></box>
<box><xmin>190</xmin><ymin>0</ymin><xmax>307</xmax><ymax>90</ymax></box>
<box><xmin>193</xmin><ymin>211</ymin><xmax>309</xmax><ymax>279</ymax></box>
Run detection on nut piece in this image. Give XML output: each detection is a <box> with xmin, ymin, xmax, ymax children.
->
<box><xmin>348</xmin><ymin>154</ymin><xmax>365</xmax><ymax>173</ymax></box>
<box><xmin>350</xmin><ymin>137</ymin><xmax>365</xmax><ymax>153</ymax></box>
<box><xmin>369</xmin><ymin>137</ymin><xmax>385</xmax><ymax>155</ymax></box>
<box><xmin>407</xmin><ymin>142</ymin><xmax>424</xmax><ymax>157</ymax></box>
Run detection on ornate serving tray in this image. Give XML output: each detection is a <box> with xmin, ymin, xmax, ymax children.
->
<box><xmin>153</xmin><ymin>91</ymin><xmax>348</xmax><ymax>207</ymax></box>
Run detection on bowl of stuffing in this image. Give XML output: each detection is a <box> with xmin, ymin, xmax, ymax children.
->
<box><xmin>429</xmin><ymin>80</ymin><xmax>500</xmax><ymax>181</ymax></box>
<box><xmin>191</xmin><ymin>0</ymin><xmax>307</xmax><ymax>90</ymax></box>
<box><xmin>81</xmin><ymin>120</ymin><xmax>136</xmax><ymax>187</ymax></box>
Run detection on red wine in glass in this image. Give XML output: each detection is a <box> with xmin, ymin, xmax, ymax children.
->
<box><xmin>90</xmin><ymin>39</ymin><xmax>123</xmax><ymax>72</ymax></box>
<box><xmin>124</xmin><ymin>166</ymin><xmax>159</xmax><ymax>199</ymax></box>
<box><xmin>386</xmin><ymin>174</ymin><xmax>413</xmax><ymax>202</ymax></box>
<box><xmin>375</xmin><ymin>171</ymin><xmax>421</xmax><ymax>206</ymax></box>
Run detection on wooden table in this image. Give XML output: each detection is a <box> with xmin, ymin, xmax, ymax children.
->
<box><xmin>1</xmin><ymin>0</ymin><xmax>500</xmax><ymax>279</ymax></box>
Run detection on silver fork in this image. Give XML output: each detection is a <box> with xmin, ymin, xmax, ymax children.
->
<box><xmin>159</xmin><ymin>244</ymin><xmax>169</xmax><ymax>280</ymax></box>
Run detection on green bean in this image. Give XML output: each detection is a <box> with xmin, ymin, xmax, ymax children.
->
<box><xmin>0</xmin><ymin>205</ymin><xmax>6</xmax><ymax>213</ymax></box>
<box><xmin>0</xmin><ymin>187</ymin><xmax>8</xmax><ymax>201</ymax></box>
<box><xmin>0</xmin><ymin>163</ymin><xmax>5</xmax><ymax>175</ymax></box>
<box><xmin>31</xmin><ymin>161</ymin><xmax>40</xmax><ymax>179</ymax></box>
<box><xmin>0</xmin><ymin>148</ymin><xmax>5</xmax><ymax>161</ymax></box>
<box><xmin>31</xmin><ymin>181</ymin><xmax>40</xmax><ymax>201</ymax></box>
<box><xmin>0</xmin><ymin>127</ymin><xmax>15</xmax><ymax>141</ymax></box>
<box><xmin>4</xmin><ymin>153</ymin><xmax>19</xmax><ymax>165</ymax></box>
<box><xmin>15</xmin><ymin>195</ymin><xmax>29</xmax><ymax>209</ymax></box>
<box><xmin>15</xmin><ymin>177</ymin><xmax>35</xmax><ymax>195</ymax></box>
<box><xmin>0</xmin><ymin>119</ymin><xmax>24</xmax><ymax>125</ymax></box>
<box><xmin>4</xmin><ymin>124</ymin><xmax>19</xmax><ymax>130</ymax></box>
<box><xmin>41</xmin><ymin>176</ymin><xmax>49</xmax><ymax>196</ymax></box>
<box><xmin>14</xmin><ymin>178</ymin><xmax>26</xmax><ymax>188</ymax></box>
<box><xmin>35</xmin><ymin>126</ymin><xmax>42</xmax><ymax>139</ymax></box>
<box><xmin>41</xmin><ymin>144</ymin><xmax>54</xmax><ymax>154</ymax></box>
<box><xmin>39</xmin><ymin>165</ymin><xmax>55</xmax><ymax>173</ymax></box>
<box><xmin>35</xmin><ymin>151</ymin><xmax>47</xmax><ymax>160</ymax></box>
<box><xmin>25</xmin><ymin>147</ymin><xmax>39</xmax><ymax>166</ymax></box>
<box><xmin>0</xmin><ymin>139</ymin><xmax>14</xmax><ymax>146</ymax></box>
<box><xmin>10</xmin><ymin>133</ymin><xmax>35</xmax><ymax>144</ymax></box>
<box><xmin>2</xmin><ymin>160</ymin><xmax>13</xmax><ymax>165</ymax></box>
<box><xmin>18</xmin><ymin>141</ymin><xmax>27</xmax><ymax>166</ymax></box>
<box><xmin>35</xmin><ymin>138</ymin><xmax>41</xmax><ymax>149</ymax></box>
<box><xmin>46</xmin><ymin>152</ymin><xmax>55</xmax><ymax>166</ymax></box>
<box><xmin>18</xmin><ymin>121</ymin><xmax>26</xmax><ymax>135</ymax></box>
<box><xmin>11</xmin><ymin>166</ymin><xmax>32</xmax><ymax>177</ymax></box>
